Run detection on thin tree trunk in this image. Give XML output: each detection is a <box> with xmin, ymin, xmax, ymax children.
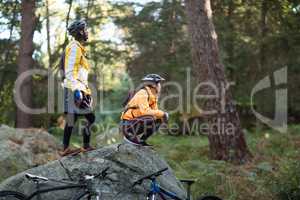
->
<box><xmin>185</xmin><ymin>0</ymin><xmax>252</xmax><ymax>163</ymax></box>
<box><xmin>226</xmin><ymin>0</ymin><xmax>235</xmax><ymax>81</ymax></box>
<box><xmin>46</xmin><ymin>0</ymin><xmax>52</xmax><ymax>69</ymax></box>
<box><xmin>16</xmin><ymin>0</ymin><xmax>36</xmax><ymax>128</ymax></box>
<box><xmin>85</xmin><ymin>0</ymin><xmax>93</xmax><ymax>24</ymax></box>
<box><xmin>260</xmin><ymin>0</ymin><xmax>268</xmax><ymax>72</ymax></box>
<box><xmin>257</xmin><ymin>0</ymin><xmax>269</xmax><ymax>119</ymax></box>
<box><xmin>63</xmin><ymin>0</ymin><xmax>73</xmax><ymax>47</ymax></box>
<box><xmin>50</xmin><ymin>0</ymin><xmax>73</xmax><ymax>67</ymax></box>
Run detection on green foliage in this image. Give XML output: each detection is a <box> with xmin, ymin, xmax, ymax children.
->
<box><xmin>112</xmin><ymin>0</ymin><xmax>192</xmax><ymax>83</ymax></box>
<box><xmin>145</xmin><ymin>126</ymin><xmax>300</xmax><ymax>200</ymax></box>
<box><xmin>266</xmin><ymin>160</ymin><xmax>300</xmax><ymax>200</ymax></box>
<box><xmin>0</xmin><ymin>82</ymin><xmax>15</xmax><ymax>126</ymax></box>
<box><xmin>1</xmin><ymin>0</ymin><xmax>299</xmax><ymax>126</ymax></box>
<box><xmin>256</xmin><ymin>161</ymin><xmax>273</xmax><ymax>172</ymax></box>
<box><xmin>288</xmin><ymin>124</ymin><xmax>300</xmax><ymax>135</ymax></box>
<box><xmin>110</xmin><ymin>0</ymin><xmax>300</xmax><ymax>124</ymax></box>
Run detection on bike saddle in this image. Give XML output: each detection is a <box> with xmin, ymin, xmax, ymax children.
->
<box><xmin>25</xmin><ymin>173</ymin><xmax>48</xmax><ymax>182</ymax></box>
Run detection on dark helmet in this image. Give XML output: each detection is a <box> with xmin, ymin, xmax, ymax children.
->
<box><xmin>67</xmin><ymin>20</ymin><xmax>87</xmax><ymax>37</ymax></box>
<box><xmin>141</xmin><ymin>74</ymin><xmax>165</xmax><ymax>83</ymax></box>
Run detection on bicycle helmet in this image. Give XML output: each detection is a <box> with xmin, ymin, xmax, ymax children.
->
<box><xmin>142</xmin><ymin>74</ymin><xmax>165</xmax><ymax>83</ymax></box>
<box><xmin>67</xmin><ymin>20</ymin><xmax>87</xmax><ymax>37</ymax></box>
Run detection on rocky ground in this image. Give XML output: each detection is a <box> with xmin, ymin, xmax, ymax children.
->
<box><xmin>0</xmin><ymin>143</ymin><xmax>186</xmax><ymax>200</ymax></box>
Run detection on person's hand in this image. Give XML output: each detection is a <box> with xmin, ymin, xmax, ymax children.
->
<box><xmin>163</xmin><ymin>112</ymin><xmax>169</xmax><ymax>123</ymax></box>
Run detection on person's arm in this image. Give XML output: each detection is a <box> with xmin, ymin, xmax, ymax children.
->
<box><xmin>64</xmin><ymin>43</ymin><xmax>82</xmax><ymax>91</ymax></box>
<box><xmin>136</xmin><ymin>89</ymin><xmax>165</xmax><ymax>119</ymax></box>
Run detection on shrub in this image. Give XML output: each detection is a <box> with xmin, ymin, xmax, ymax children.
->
<box><xmin>267</xmin><ymin>160</ymin><xmax>300</xmax><ymax>200</ymax></box>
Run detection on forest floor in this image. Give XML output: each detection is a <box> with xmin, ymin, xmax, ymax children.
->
<box><xmin>51</xmin><ymin>125</ymin><xmax>300</xmax><ymax>200</ymax></box>
<box><xmin>148</xmin><ymin>125</ymin><xmax>300</xmax><ymax>200</ymax></box>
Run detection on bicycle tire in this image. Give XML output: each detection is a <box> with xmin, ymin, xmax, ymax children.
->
<box><xmin>196</xmin><ymin>195</ymin><xmax>223</xmax><ymax>200</ymax></box>
<box><xmin>0</xmin><ymin>190</ymin><xmax>27</xmax><ymax>200</ymax></box>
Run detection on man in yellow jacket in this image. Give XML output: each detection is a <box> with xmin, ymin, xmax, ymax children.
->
<box><xmin>59</xmin><ymin>20</ymin><xmax>95</xmax><ymax>156</ymax></box>
<box><xmin>120</xmin><ymin>74</ymin><xmax>169</xmax><ymax>146</ymax></box>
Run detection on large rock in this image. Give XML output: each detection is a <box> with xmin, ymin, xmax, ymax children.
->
<box><xmin>0</xmin><ymin>125</ymin><xmax>60</xmax><ymax>181</ymax></box>
<box><xmin>0</xmin><ymin>143</ymin><xmax>187</xmax><ymax>200</ymax></box>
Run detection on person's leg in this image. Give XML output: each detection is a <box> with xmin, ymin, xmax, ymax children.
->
<box><xmin>140</xmin><ymin>117</ymin><xmax>161</xmax><ymax>142</ymax></box>
<box><xmin>82</xmin><ymin>112</ymin><xmax>95</xmax><ymax>149</ymax></box>
<box><xmin>120</xmin><ymin>117</ymin><xmax>148</xmax><ymax>144</ymax></box>
<box><xmin>123</xmin><ymin>116</ymin><xmax>160</xmax><ymax>144</ymax></box>
<box><xmin>63</xmin><ymin>113</ymin><xmax>78</xmax><ymax>150</ymax></box>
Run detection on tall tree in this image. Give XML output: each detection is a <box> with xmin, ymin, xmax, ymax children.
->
<box><xmin>63</xmin><ymin>0</ymin><xmax>73</xmax><ymax>48</ymax></box>
<box><xmin>45</xmin><ymin>0</ymin><xmax>52</xmax><ymax>69</ymax></box>
<box><xmin>185</xmin><ymin>0</ymin><xmax>252</xmax><ymax>163</ymax></box>
<box><xmin>259</xmin><ymin>0</ymin><xmax>268</xmax><ymax>72</ymax></box>
<box><xmin>16</xmin><ymin>0</ymin><xmax>37</xmax><ymax>128</ymax></box>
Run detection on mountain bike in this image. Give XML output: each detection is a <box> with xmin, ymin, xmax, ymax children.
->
<box><xmin>0</xmin><ymin>167</ymin><xmax>109</xmax><ymax>200</ymax></box>
<box><xmin>131</xmin><ymin>168</ymin><xmax>223</xmax><ymax>200</ymax></box>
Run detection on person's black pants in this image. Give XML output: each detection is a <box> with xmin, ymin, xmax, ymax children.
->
<box><xmin>63</xmin><ymin>88</ymin><xmax>94</xmax><ymax>149</ymax></box>
<box><xmin>63</xmin><ymin>113</ymin><xmax>95</xmax><ymax>149</ymax></box>
<box><xmin>120</xmin><ymin>115</ymin><xmax>162</xmax><ymax>143</ymax></box>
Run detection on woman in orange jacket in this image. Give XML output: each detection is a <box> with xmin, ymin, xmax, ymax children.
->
<box><xmin>120</xmin><ymin>74</ymin><xmax>169</xmax><ymax>146</ymax></box>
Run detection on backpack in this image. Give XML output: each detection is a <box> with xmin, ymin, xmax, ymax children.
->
<box><xmin>122</xmin><ymin>90</ymin><xmax>135</xmax><ymax>107</ymax></box>
<box><xmin>122</xmin><ymin>87</ymin><xmax>151</xmax><ymax>111</ymax></box>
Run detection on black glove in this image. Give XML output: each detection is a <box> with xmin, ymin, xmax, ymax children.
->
<box><xmin>74</xmin><ymin>90</ymin><xmax>92</xmax><ymax>109</ymax></box>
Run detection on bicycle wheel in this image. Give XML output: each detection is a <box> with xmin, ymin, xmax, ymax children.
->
<box><xmin>197</xmin><ymin>195</ymin><xmax>223</xmax><ymax>200</ymax></box>
<box><xmin>0</xmin><ymin>191</ymin><xmax>27</xmax><ymax>200</ymax></box>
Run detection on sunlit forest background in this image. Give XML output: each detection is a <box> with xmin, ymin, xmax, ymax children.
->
<box><xmin>0</xmin><ymin>0</ymin><xmax>300</xmax><ymax>200</ymax></box>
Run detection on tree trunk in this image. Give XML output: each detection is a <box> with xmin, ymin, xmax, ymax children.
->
<box><xmin>63</xmin><ymin>0</ymin><xmax>73</xmax><ymax>47</ymax></box>
<box><xmin>226</xmin><ymin>0</ymin><xmax>235</xmax><ymax>81</ymax></box>
<box><xmin>185</xmin><ymin>0</ymin><xmax>252</xmax><ymax>163</ymax></box>
<box><xmin>16</xmin><ymin>0</ymin><xmax>36</xmax><ymax>128</ymax></box>
<box><xmin>46</xmin><ymin>0</ymin><xmax>52</xmax><ymax>69</ymax></box>
<box><xmin>260</xmin><ymin>0</ymin><xmax>268</xmax><ymax>72</ymax></box>
<box><xmin>85</xmin><ymin>0</ymin><xmax>93</xmax><ymax>24</ymax></box>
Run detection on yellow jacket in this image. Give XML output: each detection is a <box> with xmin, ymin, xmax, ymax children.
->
<box><xmin>63</xmin><ymin>40</ymin><xmax>91</xmax><ymax>95</ymax></box>
<box><xmin>121</xmin><ymin>86</ymin><xmax>165</xmax><ymax>120</ymax></box>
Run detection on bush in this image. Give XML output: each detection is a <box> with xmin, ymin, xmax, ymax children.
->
<box><xmin>267</xmin><ymin>160</ymin><xmax>300</xmax><ymax>200</ymax></box>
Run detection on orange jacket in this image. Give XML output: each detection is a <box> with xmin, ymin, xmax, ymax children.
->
<box><xmin>121</xmin><ymin>86</ymin><xmax>165</xmax><ymax>120</ymax></box>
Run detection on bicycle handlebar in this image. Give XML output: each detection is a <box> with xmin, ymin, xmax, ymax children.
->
<box><xmin>132</xmin><ymin>167</ymin><xmax>168</xmax><ymax>187</ymax></box>
<box><xmin>25</xmin><ymin>167</ymin><xmax>110</xmax><ymax>184</ymax></box>
<box><xmin>25</xmin><ymin>173</ymin><xmax>49</xmax><ymax>182</ymax></box>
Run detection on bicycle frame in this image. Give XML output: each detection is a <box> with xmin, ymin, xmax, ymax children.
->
<box><xmin>149</xmin><ymin>179</ymin><xmax>185</xmax><ymax>200</ymax></box>
<box><xmin>24</xmin><ymin>184</ymin><xmax>87</xmax><ymax>200</ymax></box>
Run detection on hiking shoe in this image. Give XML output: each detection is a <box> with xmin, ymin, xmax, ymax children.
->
<box><xmin>81</xmin><ymin>146</ymin><xmax>96</xmax><ymax>153</ymax></box>
<box><xmin>140</xmin><ymin>141</ymin><xmax>153</xmax><ymax>147</ymax></box>
<box><xmin>58</xmin><ymin>147</ymin><xmax>80</xmax><ymax>157</ymax></box>
<box><xmin>123</xmin><ymin>136</ymin><xmax>142</xmax><ymax>146</ymax></box>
